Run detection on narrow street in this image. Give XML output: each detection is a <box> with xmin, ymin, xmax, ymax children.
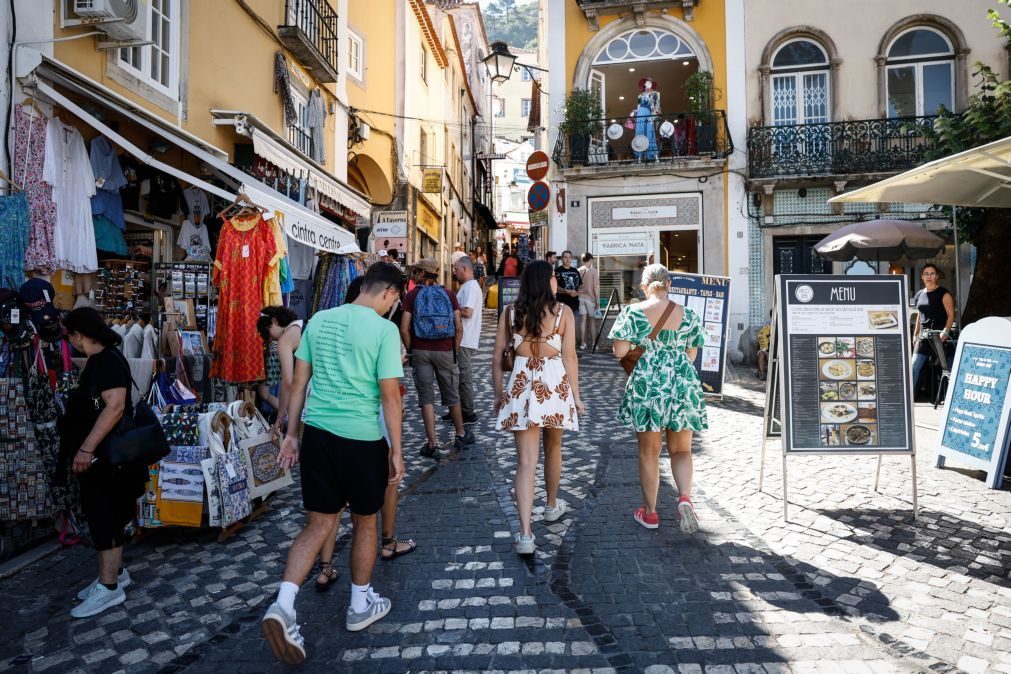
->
<box><xmin>1</xmin><ymin>312</ymin><xmax>1009</xmax><ymax>673</ymax></box>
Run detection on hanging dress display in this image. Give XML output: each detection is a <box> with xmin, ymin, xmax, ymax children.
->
<box><xmin>44</xmin><ymin>118</ymin><xmax>98</xmax><ymax>273</ymax></box>
<box><xmin>211</xmin><ymin>212</ymin><xmax>277</xmax><ymax>383</ymax></box>
<box><xmin>0</xmin><ymin>192</ymin><xmax>30</xmax><ymax>288</ymax></box>
<box><xmin>15</xmin><ymin>106</ymin><xmax>58</xmax><ymax>276</ymax></box>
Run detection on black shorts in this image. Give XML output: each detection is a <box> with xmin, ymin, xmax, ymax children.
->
<box><xmin>300</xmin><ymin>425</ymin><xmax>389</xmax><ymax>516</ymax></box>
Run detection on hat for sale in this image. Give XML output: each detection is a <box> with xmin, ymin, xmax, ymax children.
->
<box><xmin>19</xmin><ymin>278</ymin><xmax>59</xmax><ymax>325</ymax></box>
<box><xmin>413</xmin><ymin>257</ymin><xmax>439</xmax><ymax>275</ymax></box>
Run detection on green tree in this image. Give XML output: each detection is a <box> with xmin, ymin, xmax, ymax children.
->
<box><xmin>923</xmin><ymin>1</ymin><xmax>1011</xmax><ymax>322</ymax></box>
<box><xmin>483</xmin><ymin>0</ymin><xmax>538</xmax><ymax>50</ymax></box>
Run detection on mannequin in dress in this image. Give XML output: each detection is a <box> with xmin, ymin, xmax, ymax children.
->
<box><xmin>634</xmin><ymin>77</ymin><xmax>660</xmax><ymax>160</ymax></box>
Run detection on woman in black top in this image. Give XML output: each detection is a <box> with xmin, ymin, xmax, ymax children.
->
<box><xmin>62</xmin><ymin>308</ymin><xmax>148</xmax><ymax>619</ymax></box>
<box><xmin>911</xmin><ymin>263</ymin><xmax>955</xmax><ymax>388</ymax></box>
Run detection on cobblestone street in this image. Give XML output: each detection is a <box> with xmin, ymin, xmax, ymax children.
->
<box><xmin>2</xmin><ymin>312</ymin><xmax>1010</xmax><ymax>673</ymax></box>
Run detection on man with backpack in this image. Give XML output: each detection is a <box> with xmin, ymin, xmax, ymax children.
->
<box><xmin>400</xmin><ymin>258</ymin><xmax>476</xmax><ymax>457</ymax></box>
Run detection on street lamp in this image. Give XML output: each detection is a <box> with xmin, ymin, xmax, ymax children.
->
<box><xmin>482</xmin><ymin>41</ymin><xmax>518</xmax><ymax>84</ymax></box>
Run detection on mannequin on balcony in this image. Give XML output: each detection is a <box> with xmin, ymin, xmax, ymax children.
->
<box><xmin>634</xmin><ymin>77</ymin><xmax>660</xmax><ymax>161</ymax></box>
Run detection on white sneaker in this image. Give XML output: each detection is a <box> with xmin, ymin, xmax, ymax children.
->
<box><xmin>542</xmin><ymin>500</ymin><xmax>567</xmax><ymax>522</ymax></box>
<box><xmin>261</xmin><ymin>602</ymin><xmax>306</xmax><ymax>665</ymax></box>
<box><xmin>70</xmin><ymin>583</ymin><xmax>126</xmax><ymax>619</ymax></box>
<box><xmin>77</xmin><ymin>568</ymin><xmax>131</xmax><ymax>601</ymax></box>
<box><xmin>346</xmin><ymin>589</ymin><xmax>392</xmax><ymax>632</ymax></box>
<box><xmin>515</xmin><ymin>533</ymin><xmax>535</xmax><ymax>555</ymax></box>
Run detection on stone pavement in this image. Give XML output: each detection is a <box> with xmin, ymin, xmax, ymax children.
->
<box><xmin>1</xmin><ymin>310</ymin><xmax>1010</xmax><ymax>673</ymax></box>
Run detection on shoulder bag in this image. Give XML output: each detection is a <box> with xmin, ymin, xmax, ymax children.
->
<box><xmin>500</xmin><ymin>305</ymin><xmax>516</xmax><ymax>372</ymax></box>
<box><xmin>619</xmin><ymin>301</ymin><xmax>676</xmax><ymax>376</ymax></box>
<box><xmin>96</xmin><ymin>352</ymin><xmax>171</xmax><ymax>468</ymax></box>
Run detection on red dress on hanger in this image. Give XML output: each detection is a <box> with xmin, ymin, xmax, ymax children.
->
<box><xmin>211</xmin><ymin>212</ymin><xmax>278</xmax><ymax>383</ymax></box>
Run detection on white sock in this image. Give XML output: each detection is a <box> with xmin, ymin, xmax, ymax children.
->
<box><xmin>277</xmin><ymin>581</ymin><xmax>299</xmax><ymax>615</ymax></box>
<box><xmin>350</xmin><ymin>582</ymin><xmax>371</xmax><ymax>612</ymax></box>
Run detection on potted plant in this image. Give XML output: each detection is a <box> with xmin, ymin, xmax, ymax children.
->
<box><xmin>561</xmin><ymin>88</ymin><xmax>604</xmax><ymax>164</ymax></box>
<box><xmin>684</xmin><ymin>71</ymin><xmax>719</xmax><ymax>155</ymax></box>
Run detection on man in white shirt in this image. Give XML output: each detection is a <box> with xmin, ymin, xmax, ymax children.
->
<box><xmin>450</xmin><ymin>256</ymin><xmax>482</xmax><ymax>425</ymax></box>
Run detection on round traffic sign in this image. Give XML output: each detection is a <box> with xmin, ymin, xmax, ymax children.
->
<box><xmin>525</xmin><ymin>151</ymin><xmax>550</xmax><ymax>181</ymax></box>
<box><xmin>527</xmin><ymin>181</ymin><xmax>551</xmax><ymax>212</ymax></box>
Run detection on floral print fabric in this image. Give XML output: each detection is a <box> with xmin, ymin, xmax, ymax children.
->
<box><xmin>609</xmin><ymin>305</ymin><xmax>708</xmax><ymax>433</ymax></box>
<box><xmin>14</xmin><ymin>107</ymin><xmax>57</xmax><ymax>275</ymax></box>
<box><xmin>496</xmin><ymin>354</ymin><xmax>579</xmax><ymax>432</ymax></box>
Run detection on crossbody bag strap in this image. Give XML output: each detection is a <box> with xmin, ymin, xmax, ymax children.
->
<box><xmin>647</xmin><ymin>301</ymin><xmax>677</xmax><ymax>342</ymax></box>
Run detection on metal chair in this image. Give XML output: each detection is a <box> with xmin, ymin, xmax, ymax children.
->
<box><xmin>926</xmin><ymin>330</ymin><xmax>952</xmax><ymax>409</ymax></box>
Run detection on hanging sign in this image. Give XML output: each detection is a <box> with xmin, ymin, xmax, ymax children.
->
<box><xmin>422</xmin><ymin>169</ymin><xmax>443</xmax><ymax>194</ymax></box>
<box><xmin>525</xmin><ymin>151</ymin><xmax>550</xmax><ymax>181</ymax></box>
<box><xmin>528</xmin><ymin>209</ymin><xmax>548</xmax><ymax>227</ymax></box>
<box><xmin>667</xmin><ymin>273</ymin><xmax>731</xmax><ymax>396</ymax></box>
<box><xmin>937</xmin><ymin>316</ymin><xmax>1011</xmax><ymax>489</ymax></box>
<box><xmin>373</xmin><ymin>210</ymin><xmax>408</xmax><ymax>237</ymax></box>
<box><xmin>527</xmin><ymin>181</ymin><xmax>550</xmax><ymax>211</ymax></box>
<box><xmin>777</xmin><ymin>275</ymin><xmax>914</xmax><ymax>454</ymax></box>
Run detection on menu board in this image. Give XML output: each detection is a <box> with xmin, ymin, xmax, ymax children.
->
<box><xmin>497</xmin><ymin>276</ymin><xmax>521</xmax><ymax>316</ymax></box>
<box><xmin>777</xmin><ymin>275</ymin><xmax>913</xmax><ymax>454</ymax></box>
<box><xmin>937</xmin><ymin>317</ymin><xmax>1011</xmax><ymax>488</ymax></box>
<box><xmin>668</xmin><ymin>273</ymin><xmax>731</xmax><ymax>396</ymax></box>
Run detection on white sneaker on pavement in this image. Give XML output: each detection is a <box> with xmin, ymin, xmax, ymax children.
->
<box><xmin>70</xmin><ymin>583</ymin><xmax>126</xmax><ymax>619</ymax></box>
<box><xmin>346</xmin><ymin>589</ymin><xmax>392</xmax><ymax>632</ymax></box>
<box><xmin>77</xmin><ymin>568</ymin><xmax>131</xmax><ymax>601</ymax></box>
<box><xmin>542</xmin><ymin>499</ymin><xmax>567</xmax><ymax>522</ymax></box>
<box><xmin>261</xmin><ymin>601</ymin><xmax>306</xmax><ymax>665</ymax></box>
<box><xmin>515</xmin><ymin>533</ymin><xmax>536</xmax><ymax>555</ymax></box>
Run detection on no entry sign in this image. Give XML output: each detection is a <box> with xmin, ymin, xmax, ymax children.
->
<box><xmin>525</xmin><ymin>151</ymin><xmax>550</xmax><ymax>181</ymax></box>
<box><xmin>527</xmin><ymin>181</ymin><xmax>550</xmax><ymax>211</ymax></box>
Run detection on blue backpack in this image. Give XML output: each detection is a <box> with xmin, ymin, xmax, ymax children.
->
<box><xmin>413</xmin><ymin>285</ymin><xmax>456</xmax><ymax>340</ymax></box>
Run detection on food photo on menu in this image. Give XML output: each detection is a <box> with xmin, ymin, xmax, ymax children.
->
<box><xmin>867</xmin><ymin>310</ymin><xmax>899</xmax><ymax>330</ymax></box>
<box><xmin>816</xmin><ymin>335</ymin><xmax>880</xmax><ymax>447</ymax></box>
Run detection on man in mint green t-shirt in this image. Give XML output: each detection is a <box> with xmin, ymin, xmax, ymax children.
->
<box><xmin>261</xmin><ymin>263</ymin><xmax>405</xmax><ymax>665</ymax></box>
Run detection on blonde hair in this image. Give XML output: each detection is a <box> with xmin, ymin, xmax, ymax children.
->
<box><xmin>640</xmin><ymin>263</ymin><xmax>670</xmax><ymax>296</ymax></box>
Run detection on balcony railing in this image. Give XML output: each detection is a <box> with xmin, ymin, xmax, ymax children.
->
<box><xmin>747</xmin><ymin>116</ymin><xmax>939</xmax><ymax>179</ymax></box>
<box><xmin>279</xmin><ymin>0</ymin><xmax>340</xmax><ymax>83</ymax></box>
<box><xmin>552</xmin><ymin>110</ymin><xmax>732</xmax><ymax>170</ymax></box>
<box><xmin>288</xmin><ymin>124</ymin><xmax>313</xmax><ymax>159</ymax></box>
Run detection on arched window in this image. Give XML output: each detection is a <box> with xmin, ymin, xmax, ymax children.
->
<box><xmin>592</xmin><ymin>28</ymin><xmax>695</xmax><ymax>65</ymax></box>
<box><xmin>885</xmin><ymin>27</ymin><xmax>954</xmax><ymax>117</ymax></box>
<box><xmin>769</xmin><ymin>39</ymin><xmax>830</xmax><ymax>126</ymax></box>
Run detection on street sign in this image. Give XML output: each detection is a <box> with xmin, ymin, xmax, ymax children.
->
<box><xmin>525</xmin><ymin>151</ymin><xmax>550</xmax><ymax>181</ymax></box>
<box><xmin>476</xmin><ymin>152</ymin><xmax>507</xmax><ymax>160</ymax></box>
<box><xmin>667</xmin><ymin>273</ymin><xmax>731</xmax><ymax>396</ymax></box>
<box><xmin>937</xmin><ymin>316</ymin><xmax>1011</xmax><ymax>489</ymax></box>
<box><xmin>528</xmin><ymin>209</ymin><xmax>548</xmax><ymax>226</ymax></box>
<box><xmin>527</xmin><ymin>181</ymin><xmax>550</xmax><ymax>211</ymax></box>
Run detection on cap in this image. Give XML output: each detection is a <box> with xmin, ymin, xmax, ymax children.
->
<box><xmin>413</xmin><ymin>257</ymin><xmax>439</xmax><ymax>275</ymax></box>
<box><xmin>19</xmin><ymin>278</ymin><xmax>58</xmax><ymax>325</ymax></box>
<box><xmin>378</xmin><ymin>249</ymin><xmax>389</xmax><ymax>257</ymax></box>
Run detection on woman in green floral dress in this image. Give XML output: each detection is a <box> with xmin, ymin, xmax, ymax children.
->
<box><xmin>609</xmin><ymin>264</ymin><xmax>707</xmax><ymax>533</ymax></box>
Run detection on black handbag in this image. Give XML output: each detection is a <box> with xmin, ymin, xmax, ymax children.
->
<box><xmin>96</xmin><ymin>353</ymin><xmax>171</xmax><ymax>468</ymax></box>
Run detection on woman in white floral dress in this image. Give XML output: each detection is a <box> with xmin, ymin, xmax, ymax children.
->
<box><xmin>609</xmin><ymin>264</ymin><xmax>708</xmax><ymax>534</ymax></box>
<box><xmin>493</xmin><ymin>261</ymin><xmax>584</xmax><ymax>555</ymax></box>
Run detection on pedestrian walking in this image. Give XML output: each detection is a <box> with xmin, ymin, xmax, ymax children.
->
<box><xmin>400</xmin><ymin>258</ymin><xmax>476</xmax><ymax>457</ymax></box>
<box><xmin>445</xmin><ymin>255</ymin><xmax>482</xmax><ymax>425</ymax></box>
<box><xmin>493</xmin><ymin>260</ymin><xmax>584</xmax><ymax>556</ymax></box>
<box><xmin>496</xmin><ymin>247</ymin><xmax>523</xmax><ymax>278</ymax></box>
<box><xmin>261</xmin><ymin>263</ymin><xmax>406</xmax><ymax>665</ymax></box>
<box><xmin>256</xmin><ymin>306</ymin><xmax>303</xmax><ymax>433</ymax></box>
<box><xmin>555</xmin><ymin>250</ymin><xmax>582</xmax><ymax>321</ymax></box>
<box><xmin>312</xmin><ymin>276</ymin><xmax>417</xmax><ymax>591</ymax></box>
<box><xmin>61</xmin><ymin>308</ymin><xmax>149</xmax><ymax>619</ymax></box>
<box><xmin>576</xmin><ymin>253</ymin><xmax>600</xmax><ymax>350</ymax></box>
<box><xmin>608</xmin><ymin>263</ymin><xmax>708</xmax><ymax>534</ymax></box>
<box><xmin>472</xmin><ymin>248</ymin><xmax>488</xmax><ymax>295</ymax></box>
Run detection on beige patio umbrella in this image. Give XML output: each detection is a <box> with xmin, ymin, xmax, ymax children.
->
<box><xmin>814</xmin><ymin>219</ymin><xmax>945</xmax><ymax>261</ymax></box>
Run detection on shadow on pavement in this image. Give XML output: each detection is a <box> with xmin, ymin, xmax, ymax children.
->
<box><xmin>820</xmin><ymin>508</ymin><xmax>1011</xmax><ymax>588</ymax></box>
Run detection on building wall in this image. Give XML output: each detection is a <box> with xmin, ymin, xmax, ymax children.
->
<box><xmin>743</xmin><ymin>0</ymin><xmax>1009</xmax><ymax>125</ymax></box>
<box><xmin>494</xmin><ymin>48</ymin><xmax>540</xmax><ymax>143</ymax></box>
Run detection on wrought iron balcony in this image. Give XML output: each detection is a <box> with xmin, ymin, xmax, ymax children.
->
<box><xmin>552</xmin><ymin>110</ymin><xmax>732</xmax><ymax>170</ymax></box>
<box><xmin>747</xmin><ymin>116</ymin><xmax>938</xmax><ymax>180</ymax></box>
<box><xmin>279</xmin><ymin>0</ymin><xmax>340</xmax><ymax>83</ymax></box>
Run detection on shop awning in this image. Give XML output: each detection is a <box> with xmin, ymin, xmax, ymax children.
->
<box><xmin>210</xmin><ymin>110</ymin><xmax>372</xmax><ymax>217</ymax></box>
<box><xmin>828</xmin><ymin>135</ymin><xmax>1011</xmax><ymax>208</ymax></box>
<box><xmin>29</xmin><ymin>58</ymin><xmax>359</xmax><ymax>254</ymax></box>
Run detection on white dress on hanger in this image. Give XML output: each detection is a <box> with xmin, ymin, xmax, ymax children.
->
<box><xmin>44</xmin><ymin>118</ymin><xmax>98</xmax><ymax>273</ymax></box>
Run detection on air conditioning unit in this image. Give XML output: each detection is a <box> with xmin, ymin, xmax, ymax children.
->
<box><xmin>72</xmin><ymin>0</ymin><xmax>150</xmax><ymax>43</ymax></box>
